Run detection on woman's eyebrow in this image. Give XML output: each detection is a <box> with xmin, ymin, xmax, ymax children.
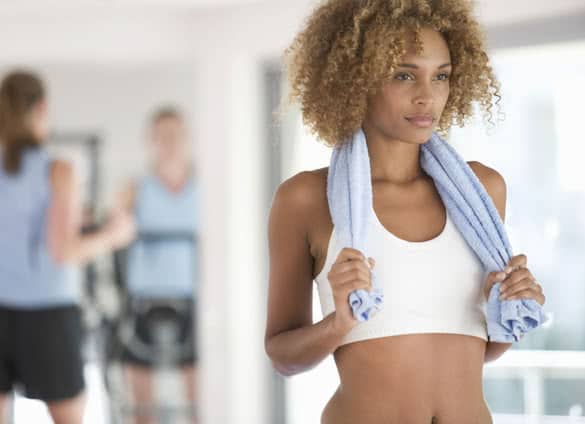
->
<box><xmin>397</xmin><ymin>63</ymin><xmax>452</xmax><ymax>69</ymax></box>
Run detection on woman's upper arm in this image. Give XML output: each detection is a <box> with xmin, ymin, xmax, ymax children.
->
<box><xmin>47</xmin><ymin>160</ymin><xmax>81</xmax><ymax>263</ymax></box>
<box><xmin>265</xmin><ymin>172</ymin><xmax>317</xmax><ymax>344</ymax></box>
<box><xmin>468</xmin><ymin>161</ymin><xmax>507</xmax><ymax>222</ymax></box>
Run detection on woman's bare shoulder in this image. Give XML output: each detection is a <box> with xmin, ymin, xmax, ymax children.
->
<box><xmin>271</xmin><ymin>167</ymin><xmax>329</xmax><ymax>213</ymax></box>
<box><xmin>467</xmin><ymin>161</ymin><xmax>507</xmax><ymax>221</ymax></box>
<box><xmin>269</xmin><ymin>167</ymin><xmax>331</xmax><ymax>250</ymax></box>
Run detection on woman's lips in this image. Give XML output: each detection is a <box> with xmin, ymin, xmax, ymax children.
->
<box><xmin>405</xmin><ymin>116</ymin><xmax>434</xmax><ymax>128</ymax></box>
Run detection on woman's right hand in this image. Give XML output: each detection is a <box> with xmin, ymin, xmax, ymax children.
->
<box><xmin>327</xmin><ymin>248</ymin><xmax>375</xmax><ymax>335</ymax></box>
<box><xmin>104</xmin><ymin>208</ymin><xmax>136</xmax><ymax>249</ymax></box>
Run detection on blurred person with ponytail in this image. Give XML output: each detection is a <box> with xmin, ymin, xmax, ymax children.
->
<box><xmin>0</xmin><ymin>70</ymin><xmax>135</xmax><ymax>424</ymax></box>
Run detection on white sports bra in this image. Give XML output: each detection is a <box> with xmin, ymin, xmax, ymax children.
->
<box><xmin>314</xmin><ymin>204</ymin><xmax>489</xmax><ymax>346</ymax></box>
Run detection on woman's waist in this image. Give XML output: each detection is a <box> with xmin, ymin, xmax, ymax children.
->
<box><xmin>0</xmin><ymin>267</ymin><xmax>80</xmax><ymax>306</ymax></box>
<box><xmin>322</xmin><ymin>385</ymin><xmax>492</xmax><ymax>424</ymax></box>
<box><xmin>127</xmin><ymin>251</ymin><xmax>196</xmax><ymax>282</ymax></box>
<box><xmin>333</xmin><ymin>333</ymin><xmax>487</xmax><ymax>394</ymax></box>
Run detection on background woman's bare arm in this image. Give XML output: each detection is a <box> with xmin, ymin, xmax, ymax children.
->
<box><xmin>47</xmin><ymin>160</ymin><xmax>135</xmax><ymax>265</ymax></box>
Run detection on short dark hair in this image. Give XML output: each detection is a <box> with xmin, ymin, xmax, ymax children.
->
<box><xmin>150</xmin><ymin>106</ymin><xmax>183</xmax><ymax>126</ymax></box>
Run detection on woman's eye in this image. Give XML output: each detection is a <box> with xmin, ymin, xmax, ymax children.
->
<box><xmin>394</xmin><ymin>73</ymin><xmax>450</xmax><ymax>81</ymax></box>
<box><xmin>395</xmin><ymin>73</ymin><xmax>413</xmax><ymax>81</ymax></box>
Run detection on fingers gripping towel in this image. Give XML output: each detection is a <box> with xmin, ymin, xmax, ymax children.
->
<box><xmin>326</xmin><ymin>128</ymin><xmax>547</xmax><ymax>342</ymax></box>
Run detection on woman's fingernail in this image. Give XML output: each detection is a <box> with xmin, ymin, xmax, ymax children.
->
<box><xmin>497</xmin><ymin>272</ymin><xmax>506</xmax><ymax>279</ymax></box>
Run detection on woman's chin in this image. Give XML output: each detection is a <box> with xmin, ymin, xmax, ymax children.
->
<box><xmin>402</xmin><ymin>131</ymin><xmax>434</xmax><ymax>145</ymax></box>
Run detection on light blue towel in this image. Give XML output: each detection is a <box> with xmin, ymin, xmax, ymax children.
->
<box><xmin>327</xmin><ymin>128</ymin><xmax>546</xmax><ymax>342</ymax></box>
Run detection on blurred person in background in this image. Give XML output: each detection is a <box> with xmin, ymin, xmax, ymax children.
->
<box><xmin>116</xmin><ymin>106</ymin><xmax>200</xmax><ymax>424</ymax></box>
<box><xmin>0</xmin><ymin>70</ymin><xmax>135</xmax><ymax>424</ymax></box>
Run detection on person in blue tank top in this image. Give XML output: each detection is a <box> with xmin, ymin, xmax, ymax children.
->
<box><xmin>115</xmin><ymin>106</ymin><xmax>200</xmax><ymax>422</ymax></box>
<box><xmin>0</xmin><ymin>70</ymin><xmax>136</xmax><ymax>424</ymax></box>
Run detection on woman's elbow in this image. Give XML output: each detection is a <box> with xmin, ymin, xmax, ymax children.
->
<box><xmin>265</xmin><ymin>337</ymin><xmax>298</xmax><ymax>377</ymax></box>
<box><xmin>47</xmin><ymin>241</ymin><xmax>75</xmax><ymax>265</ymax></box>
<box><xmin>48</xmin><ymin>246</ymin><xmax>66</xmax><ymax>264</ymax></box>
<box><xmin>270</xmin><ymin>360</ymin><xmax>297</xmax><ymax>378</ymax></box>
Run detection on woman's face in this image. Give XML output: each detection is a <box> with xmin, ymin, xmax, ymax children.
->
<box><xmin>364</xmin><ymin>27</ymin><xmax>451</xmax><ymax>144</ymax></box>
<box><xmin>29</xmin><ymin>99</ymin><xmax>49</xmax><ymax>143</ymax></box>
<box><xmin>149</xmin><ymin>116</ymin><xmax>189</xmax><ymax>166</ymax></box>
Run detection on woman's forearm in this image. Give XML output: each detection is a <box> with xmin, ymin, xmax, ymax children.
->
<box><xmin>55</xmin><ymin>228</ymin><xmax>116</xmax><ymax>266</ymax></box>
<box><xmin>484</xmin><ymin>341</ymin><xmax>513</xmax><ymax>363</ymax></box>
<box><xmin>266</xmin><ymin>312</ymin><xmax>348</xmax><ymax>377</ymax></box>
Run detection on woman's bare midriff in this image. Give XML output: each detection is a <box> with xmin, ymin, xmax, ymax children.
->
<box><xmin>320</xmin><ymin>333</ymin><xmax>492</xmax><ymax>424</ymax></box>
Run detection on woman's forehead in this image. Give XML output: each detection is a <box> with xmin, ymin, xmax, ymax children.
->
<box><xmin>400</xmin><ymin>33</ymin><xmax>450</xmax><ymax>63</ymax></box>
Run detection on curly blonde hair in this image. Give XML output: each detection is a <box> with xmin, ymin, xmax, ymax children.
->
<box><xmin>284</xmin><ymin>0</ymin><xmax>502</xmax><ymax>146</ymax></box>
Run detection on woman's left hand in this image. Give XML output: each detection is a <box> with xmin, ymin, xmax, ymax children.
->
<box><xmin>483</xmin><ymin>254</ymin><xmax>546</xmax><ymax>306</ymax></box>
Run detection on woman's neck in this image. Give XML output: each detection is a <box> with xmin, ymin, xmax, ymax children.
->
<box><xmin>154</xmin><ymin>162</ymin><xmax>191</xmax><ymax>192</ymax></box>
<box><xmin>362</xmin><ymin>125</ymin><xmax>425</xmax><ymax>185</ymax></box>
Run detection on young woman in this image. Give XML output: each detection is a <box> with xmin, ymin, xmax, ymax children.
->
<box><xmin>0</xmin><ymin>70</ymin><xmax>135</xmax><ymax>423</ymax></box>
<box><xmin>116</xmin><ymin>107</ymin><xmax>199</xmax><ymax>424</ymax></box>
<box><xmin>264</xmin><ymin>1</ymin><xmax>546</xmax><ymax>423</ymax></box>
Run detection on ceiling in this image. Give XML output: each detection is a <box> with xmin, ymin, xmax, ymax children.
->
<box><xmin>0</xmin><ymin>0</ymin><xmax>583</xmax><ymax>25</ymax></box>
<box><xmin>0</xmin><ymin>0</ymin><xmax>581</xmax><ymax>17</ymax></box>
<box><xmin>0</xmin><ymin>0</ymin><xmax>581</xmax><ymax>65</ymax></box>
<box><xmin>0</xmin><ymin>0</ymin><xmax>261</xmax><ymax>12</ymax></box>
